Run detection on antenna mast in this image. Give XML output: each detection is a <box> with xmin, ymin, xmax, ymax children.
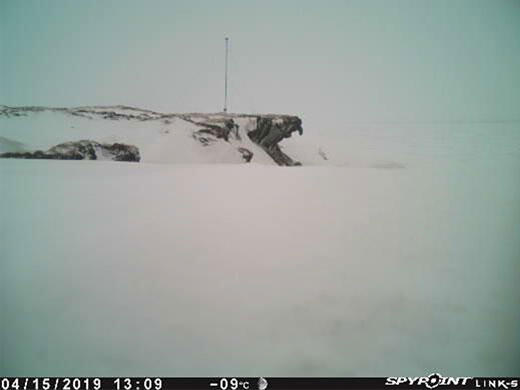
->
<box><xmin>224</xmin><ymin>37</ymin><xmax>229</xmax><ymax>113</ymax></box>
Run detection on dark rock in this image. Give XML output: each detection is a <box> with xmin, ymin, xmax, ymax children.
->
<box><xmin>237</xmin><ymin>147</ymin><xmax>253</xmax><ymax>162</ymax></box>
<box><xmin>48</xmin><ymin>140</ymin><xmax>98</xmax><ymax>160</ymax></box>
<box><xmin>248</xmin><ymin>116</ymin><xmax>303</xmax><ymax>166</ymax></box>
<box><xmin>225</xmin><ymin>119</ymin><xmax>241</xmax><ymax>140</ymax></box>
<box><xmin>104</xmin><ymin>143</ymin><xmax>141</xmax><ymax>161</ymax></box>
<box><xmin>194</xmin><ymin>124</ymin><xmax>231</xmax><ymax>142</ymax></box>
<box><xmin>192</xmin><ymin>118</ymin><xmax>244</xmax><ymax>144</ymax></box>
<box><xmin>192</xmin><ymin>133</ymin><xmax>215</xmax><ymax>146</ymax></box>
<box><xmin>0</xmin><ymin>140</ymin><xmax>140</xmax><ymax>162</ymax></box>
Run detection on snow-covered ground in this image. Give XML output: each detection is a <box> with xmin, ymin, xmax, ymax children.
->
<box><xmin>1</xmin><ymin>120</ymin><xmax>519</xmax><ymax>376</ymax></box>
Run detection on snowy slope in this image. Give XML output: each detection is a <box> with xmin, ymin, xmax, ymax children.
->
<box><xmin>0</xmin><ymin>106</ymin><xmax>320</xmax><ymax>165</ymax></box>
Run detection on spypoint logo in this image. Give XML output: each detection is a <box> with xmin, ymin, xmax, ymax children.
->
<box><xmin>385</xmin><ymin>373</ymin><xmax>472</xmax><ymax>388</ymax></box>
<box><xmin>424</xmin><ymin>373</ymin><xmax>442</xmax><ymax>389</ymax></box>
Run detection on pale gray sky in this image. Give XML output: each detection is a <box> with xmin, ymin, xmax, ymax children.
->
<box><xmin>1</xmin><ymin>0</ymin><xmax>520</xmax><ymax>133</ymax></box>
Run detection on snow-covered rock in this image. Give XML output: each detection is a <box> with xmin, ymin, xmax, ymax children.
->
<box><xmin>0</xmin><ymin>106</ymin><xmax>310</xmax><ymax>166</ymax></box>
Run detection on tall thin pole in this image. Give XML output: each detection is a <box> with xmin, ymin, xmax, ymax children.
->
<box><xmin>224</xmin><ymin>37</ymin><xmax>229</xmax><ymax>113</ymax></box>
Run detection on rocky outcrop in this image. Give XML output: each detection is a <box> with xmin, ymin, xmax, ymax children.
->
<box><xmin>187</xmin><ymin>115</ymin><xmax>303</xmax><ymax>165</ymax></box>
<box><xmin>0</xmin><ymin>140</ymin><xmax>140</xmax><ymax>162</ymax></box>
<box><xmin>248</xmin><ymin>116</ymin><xmax>303</xmax><ymax>166</ymax></box>
<box><xmin>237</xmin><ymin>147</ymin><xmax>253</xmax><ymax>162</ymax></box>
<box><xmin>193</xmin><ymin>124</ymin><xmax>231</xmax><ymax>142</ymax></box>
<box><xmin>187</xmin><ymin>114</ymin><xmax>303</xmax><ymax>166</ymax></box>
<box><xmin>0</xmin><ymin>105</ymin><xmax>162</xmax><ymax>121</ymax></box>
<box><xmin>0</xmin><ymin>106</ymin><xmax>307</xmax><ymax>166</ymax></box>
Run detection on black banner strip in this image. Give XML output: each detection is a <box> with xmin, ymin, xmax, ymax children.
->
<box><xmin>1</xmin><ymin>377</ymin><xmax>518</xmax><ymax>390</ymax></box>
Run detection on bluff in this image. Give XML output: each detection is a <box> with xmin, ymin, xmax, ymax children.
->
<box><xmin>0</xmin><ymin>106</ymin><xmax>305</xmax><ymax>166</ymax></box>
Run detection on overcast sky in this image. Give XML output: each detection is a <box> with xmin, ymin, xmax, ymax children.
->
<box><xmin>1</xmin><ymin>0</ymin><xmax>519</xmax><ymax>132</ymax></box>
